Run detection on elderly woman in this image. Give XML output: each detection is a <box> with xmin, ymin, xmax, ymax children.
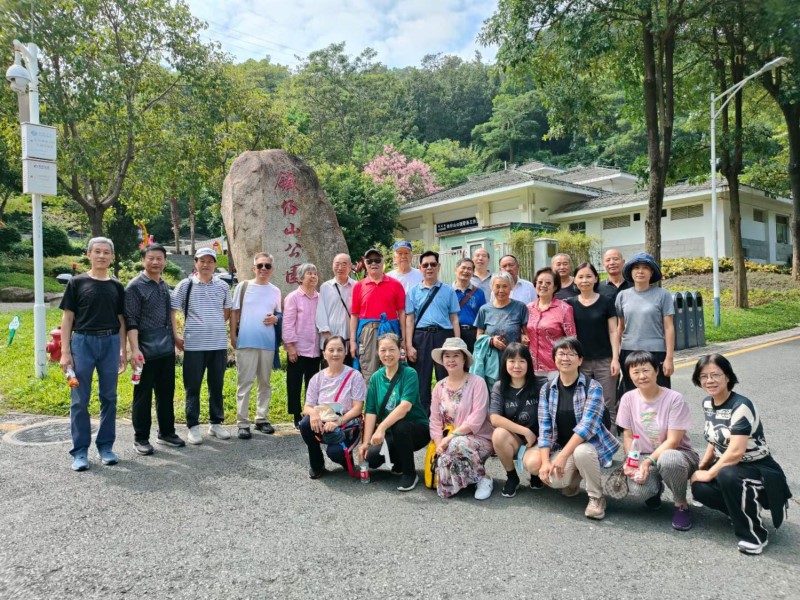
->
<box><xmin>360</xmin><ymin>333</ymin><xmax>430</xmax><ymax>492</ymax></box>
<box><xmin>690</xmin><ymin>354</ymin><xmax>792</xmax><ymax>555</ymax></box>
<box><xmin>538</xmin><ymin>337</ymin><xmax>620</xmax><ymax>520</ymax></box>
<box><xmin>473</xmin><ymin>271</ymin><xmax>529</xmax><ymax>386</ymax></box>
<box><xmin>615</xmin><ymin>253</ymin><xmax>675</xmax><ymax>395</ymax></box>
<box><xmin>430</xmin><ymin>338</ymin><xmax>495</xmax><ymax>500</ymax></box>
<box><xmin>490</xmin><ymin>343</ymin><xmax>543</xmax><ymax>497</ymax></box>
<box><xmin>526</xmin><ymin>267</ymin><xmax>576</xmax><ymax>387</ymax></box>
<box><xmin>565</xmin><ymin>262</ymin><xmax>620</xmax><ymax>427</ymax></box>
<box><xmin>283</xmin><ymin>263</ymin><xmax>321</xmax><ymax>428</ymax></box>
<box><xmin>616</xmin><ymin>351</ymin><xmax>699</xmax><ymax>531</ymax></box>
<box><xmin>299</xmin><ymin>336</ymin><xmax>366</xmax><ymax>478</ymax></box>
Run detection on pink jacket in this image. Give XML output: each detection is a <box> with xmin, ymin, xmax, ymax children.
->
<box><xmin>429</xmin><ymin>373</ymin><xmax>494</xmax><ymax>443</ymax></box>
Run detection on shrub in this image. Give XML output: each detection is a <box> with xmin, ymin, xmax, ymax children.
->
<box><xmin>41</xmin><ymin>222</ymin><xmax>73</xmax><ymax>257</ymax></box>
<box><xmin>661</xmin><ymin>257</ymin><xmax>792</xmax><ymax>278</ymax></box>
<box><xmin>9</xmin><ymin>240</ymin><xmax>33</xmax><ymax>257</ymax></box>
<box><xmin>163</xmin><ymin>260</ymin><xmax>182</xmax><ymax>279</ymax></box>
<box><xmin>0</xmin><ymin>225</ymin><xmax>22</xmax><ymax>251</ymax></box>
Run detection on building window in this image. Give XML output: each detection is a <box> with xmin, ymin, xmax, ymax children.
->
<box><xmin>661</xmin><ymin>209</ymin><xmax>667</xmax><ymax>217</ymax></box>
<box><xmin>671</xmin><ymin>204</ymin><xmax>704</xmax><ymax>220</ymax></box>
<box><xmin>602</xmin><ymin>215</ymin><xmax>630</xmax><ymax>230</ymax></box>
<box><xmin>753</xmin><ymin>208</ymin><xmax>765</xmax><ymax>223</ymax></box>
<box><xmin>777</xmin><ymin>215</ymin><xmax>790</xmax><ymax>244</ymax></box>
<box><xmin>633</xmin><ymin>213</ymin><xmax>641</xmax><ymax>222</ymax></box>
<box><xmin>569</xmin><ymin>221</ymin><xmax>586</xmax><ymax>234</ymax></box>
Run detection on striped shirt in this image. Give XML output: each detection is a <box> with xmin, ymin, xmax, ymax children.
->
<box><xmin>171</xmin><ymin>275</ymin><xmax>231</xmax><ymax>351</ymax></box>
<box><xmin>125</xmin><ymin>272</ymin><xmax>171</xmax><ymax>331</ymax></box>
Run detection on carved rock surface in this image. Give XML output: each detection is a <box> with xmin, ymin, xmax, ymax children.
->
<box><xmin>221</xmin><ymin>150</ymin><xmax>348</xmax><ymax>298</ymax></box>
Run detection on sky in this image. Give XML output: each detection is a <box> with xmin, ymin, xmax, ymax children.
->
<box><xmin>184</xmin><ymin>0</ymin><xmax>499</xmax><ymax>68</ymax></box>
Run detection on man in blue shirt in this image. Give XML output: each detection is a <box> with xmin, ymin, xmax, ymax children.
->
<box><xmin>405</xmin><ymin>250</ymin><xmax>460</xmax><ymax>413</ymax></box>
<box><xmin>452</xmin><ymin>257</ymin><xmax>486</xmax><ymax>354</ymax></box>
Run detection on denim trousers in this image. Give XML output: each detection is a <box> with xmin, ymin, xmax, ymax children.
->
<box><xmin>69</xmin><ymin>333</ymin><xmax>120</xmax><ymax>456</ymax></box>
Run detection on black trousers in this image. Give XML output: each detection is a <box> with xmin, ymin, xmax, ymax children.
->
<box><xmin>132</xmin><ymin>353</ymin><xmax>176</xmax><ymax>442</ymax></box>
<box><xmin>460</xmin><ymin>326</ymin><xmax>477</xmax><ymax>354</ymax></box>
<box><xmin>299</xmin><ymin>415</ymin><xmax>349</xmax><ymax>472</ymax></box>
<box><xmin>411</xmin><ymin>328</ymin><xmax>452</xmax><ymax>415</ymax></box>
<box><xmin>619</xmin><ymin>349</ymin><xmax>671</xmax><ymax>395</ymax></box>
<box><xmin>366</xmin><ymin>419</ymin><xmax>430</xmax><ymax>477</ymax></box>
<box><xmin>286</xmin><ymin>355</ymin><xmax>320</xmax><ymax>416</ymax></box>
<box><xmin>183</xmin><ymin>349</ymin><xmax>227</xmax><ymax>428</ymax></box>
<box><xmin>691</xmin><ymin>464</ymin><xmax>769</xmax><ymax>545</ymax></box>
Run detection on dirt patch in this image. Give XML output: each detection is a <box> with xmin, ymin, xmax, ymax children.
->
<box><xmin>665</xmin><ymin>271</ymin><xmax>800</xmax><ymax>292</ymax></box>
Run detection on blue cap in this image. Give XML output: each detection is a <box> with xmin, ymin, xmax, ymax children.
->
<box><xmin>393</xmin><ymin>240</ymin><xmax>412</xmax><ymax>251</ymax></box>
<box><xmin>622</xmin><ymin>252</ymin><xmax>662</xmax><ymax>283</ymax></box>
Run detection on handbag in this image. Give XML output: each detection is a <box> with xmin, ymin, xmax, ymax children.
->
<box><xmin>424</xmin><ymin>424</ymin><xmax>454</xmax><ymax>489</ymax></box>
<box><xmin>138</xmin><ymin>326</ymin><xmax>174</xmax><ymax>360</ymax></box>
<box><xmin>602</xmin><ymin>465</ymin><xmax>629</xmax><ymax>500</ymax></box>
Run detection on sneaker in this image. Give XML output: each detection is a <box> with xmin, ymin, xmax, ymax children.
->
<box><xmin>254</xmin><ymin>422</ymin><xmax>275</xmax><ymax>434</ymax></box>
<box><xmin>530</xmin><ymin>475</ymin><xmax>545</xmax><ymax>490</ymax></box>
<box><xmin>672</xmin><ymin>505</ymin><xmax>692</xmax><ymax>531</ymax></box>
<box><xmin>187</xmin><ymin>425</ymin><xmax>203</xmax><ymax>445</ymax></box>
<box><xmin>585</xmin><ymin>496</ymin><xmax>606</xmax><ymax>520</ymax></box>
<box><xmin>738</xmin><ymin>539</ymin><xmax>768</xmax><ymax>555</ymax></box>
<box><xmin>502</xmin><ymin>476</ymin><xmax>520</xmax><ymax>498</ymax></box>
<box><xmin>133</xmin><ymin>440</ymin><xmax>154</xmax><ymax>456</ymax></box>
<box><xmin>397</xmin><ymin>474</ymin><xmax>419</xmax><ymax>492</ymax></box>
<box><xmin>474</xmin><ymin>477</ymin><xmax>494</xmax><ymax>500</ymax></box>
<box><xmin>71</xmin><ymin>449</ymin><xmax>90</xmax><ymax>472</ymax></box>
<box><xmin>645</xmin><ymin>482</ymin><xmax>664</xmax><ymax>510</ymax></box>
<box><xmin>561</xmin><ymin>478</ymin><xmax>582</xmax><ymax>498</ymax></box>
<box><xmin>156</xmin><ymin>433</ymin><xmax>185</xmax><ymax>448</ymax></box>
<box><xmin>389</xmin><ymin>464</ymin><xmax>403</xmax><ymax>476</ymax></box>
<box><xmin>98</xmin><ymin>447</ymin><xmax>119</xmax><ymax>466</ymax></box>
<box><xmin>208</xmin><ymin>424</ymin><xmax>231</xmax><ymax>440</ymax></box>
<box><xmin>308</xmin><ymin>467</ymin><xmax>325</xmax><ymax>479</ymax></box>
<box><xmin>238</xmin><ymin>427</ymin><xmax>252</xmax><ymax>440</ymax></box>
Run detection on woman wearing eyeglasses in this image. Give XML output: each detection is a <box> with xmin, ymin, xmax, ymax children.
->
<box><xmin>526</xmin><ymin>267</ymin><xmax>576</xmax><ymax>388</ymax></box>
<box><xmin>538</xmin><ymin>337</ymin><xmax>620</xmax><ymax>520</ymax></box>
<box><xmin>283</xmin><ymin>263</ymin><xmax>321</xmax><ymax>429</ymax></box>
<box><xmin>690</xmin><ymin>354</ymin><xmax>792</xmax><ymax>555</ymax></box>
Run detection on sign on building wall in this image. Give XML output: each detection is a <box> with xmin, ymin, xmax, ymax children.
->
<box><xmin>436</xmin><ymin>217</ymin><xmax>479</xmax><ymax>234</ymax></box>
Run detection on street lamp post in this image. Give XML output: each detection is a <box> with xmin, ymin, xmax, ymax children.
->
<box><xmin>710</xmin><ymin>56</ymin><xmax>789</xmax><ymax>327</ymax></box>
<box><xmin>6</xmin><ymin>40</ymin><xmax>48</xmax><ymax>377</ymax></box>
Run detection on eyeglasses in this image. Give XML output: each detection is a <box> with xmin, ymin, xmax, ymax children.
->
<box><xmin>255</xmin><ymin>263</ymin><xmax>273</xmax><ymax>270</ymax></box>
<box><xmin>365</xmin><ymin>258</ymin><xmax>383</xmax><ymax>265</ymax></box>
<box><xmin>536</xmin><ymin>281</ymin><xmax>553</xmax><ymax>287</ymax></box>
<box><xmin>699</xmin><ymin>372</ymin><xmax>725</xmax><ymax>382</ymax></box>
<box><xmin>421</xmin><ymin>262</ymin><xmax>438</xmax><ymax>268</ymax></box>
<box><xmin>555</xmin><ymin>351</ymin><xmax>579</xmax><ymax>359</ymax></box>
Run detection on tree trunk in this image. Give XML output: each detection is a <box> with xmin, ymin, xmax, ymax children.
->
<box><xmin>784</xmin><ymin>106</ymin><xmax>800</xmax><ymax>280</ymax></box>
<box><xmin>189</xmin><ymin>194</ymin><xmax>196</xmax><ymax>255</ymax></box>
<box><xmin>169</xmin><ymin>194</ymin><xmax>181</xmax><ymax>254</ymax></box>
<box><xmin>727</xmin><ymin>177</ymin><xmax>748</xmax><ymax>307</ymax></box>
<box><xmin>88</xmin><ymin>205</ymin><xmax>106</xmax><ymax>238</ymax></box>
<box><xmin>0</xmin><ymin>189</ymin><xmax>12</xmax><ymax>221</ymax></box>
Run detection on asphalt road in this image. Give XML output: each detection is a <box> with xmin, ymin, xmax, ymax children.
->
<box><xmin>1</xmin><ymin>334</ymin><xmax>798</xmax><ymax>600</ymax></box>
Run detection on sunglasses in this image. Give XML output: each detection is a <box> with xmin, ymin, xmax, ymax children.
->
<box><xmin>421</xmin><ymin>262</ymin><xmax>438</xmax><ymax>268</ymax></box>
<box><xmin>255</xmin><ymin>263</ymin><xmax>273</xmax><ymax>270</ymax></box>
<box><xmin>365</xmin><ymin>258</ymin><xmax>383</xmax><ymax>265</ymax></box>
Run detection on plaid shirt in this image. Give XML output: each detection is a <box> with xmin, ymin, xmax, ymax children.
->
<box><xmin>537</xmin><ymin>372</ymin><xmax>620</xmax><ymax>466</ymax></box>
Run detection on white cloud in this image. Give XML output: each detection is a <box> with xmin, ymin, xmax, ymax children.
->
<box><xmin>185</xmin><ymin>0</ymin><xmax>498</xmax><ymax>68</ymax></box>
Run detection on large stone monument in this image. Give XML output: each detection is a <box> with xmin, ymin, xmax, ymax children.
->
<box><xmin>221</xmin><ymin>150</ymin><xmax>349</xmax><ymax>297</ymax></box>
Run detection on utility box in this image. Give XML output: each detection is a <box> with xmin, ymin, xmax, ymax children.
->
<box><xmin>533</xmin><ymin>238</ymin><xmax>558</xmax><ymax>273</ymax></box>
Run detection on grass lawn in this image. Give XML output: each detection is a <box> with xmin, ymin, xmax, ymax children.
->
<box><xmin>0</xmin><ymin>272</ymin><xmax>64</xmax><ymax>293</ymax></box>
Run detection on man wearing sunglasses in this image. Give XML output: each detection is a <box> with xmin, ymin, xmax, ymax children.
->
<box><xmin>350</xmin><ymin>248</ymin><xmax>406</xmax><ymax>383</ymax></box>
<box><xmin>230</xmin><ymin>253</ymin><xmax>282</xmax><ymax>439</ymax></box>
<box><xmin>405</xmin><ymin>250</ymin><xmax>460</xmax><ymax>414</ymax></box>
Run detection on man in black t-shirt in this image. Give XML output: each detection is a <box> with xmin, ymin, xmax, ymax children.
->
<box><xmin>60</xmin><ymin>237</ymin><xmax>127</xmax><ymax>472</ymax></box>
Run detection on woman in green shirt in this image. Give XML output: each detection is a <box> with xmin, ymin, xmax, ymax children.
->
<box><xmin>360</xmin><ymin>333</ymin><xmax>430</xmax><ymax>492</ymax></box>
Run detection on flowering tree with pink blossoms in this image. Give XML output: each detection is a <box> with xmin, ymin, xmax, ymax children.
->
<box><xmin>364</xmin><ymin>145</ymin><xmax>443</xmax><ymax>202</ymax></box>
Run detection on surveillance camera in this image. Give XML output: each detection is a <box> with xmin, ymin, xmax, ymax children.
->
<box><xmin>5</xmin><ymin>62</ymin><xmax>31</xmax><ymax>94</ymax></box>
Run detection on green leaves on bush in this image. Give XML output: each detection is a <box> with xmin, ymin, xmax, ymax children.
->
<box><xmin>0</xmin><ymin>225</ymin><xmax>22</xmax><ymax>251</ymax></box>
<box><xmin>661</xmin><ymin>257</ymin><xmax>790</xmax><ymax>279</ymax></box>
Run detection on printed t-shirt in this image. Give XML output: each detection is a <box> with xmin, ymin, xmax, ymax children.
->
<box><xmin>701</xmin><ymin>391</ymin><xmax>770</xmax><ymax>462</ymax></box>
<box><xmin>490</xmin><ymin>380</ymin><xmax>539</xmax><ymax>435</ymax></box>
<box><xmin>616</xmin><ymin>387</ymin><xmax>693</xmax><ymax>454</ymax></box>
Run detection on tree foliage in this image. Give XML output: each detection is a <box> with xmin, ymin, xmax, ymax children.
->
<box><xmin>363</xmin><ymin>145</ymin><xmax>442</xmax><ymax>202</ymax></box>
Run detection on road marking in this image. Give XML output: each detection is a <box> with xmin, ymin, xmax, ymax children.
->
<box><xmin>675</xmin><ymin>335</ymin><xmax>800</xmax><ymax>370</ymax></box>
<box><xmin>0</xmin><ymin>424</ymin><xmax>23</xmax><ymax>431</ymax></box>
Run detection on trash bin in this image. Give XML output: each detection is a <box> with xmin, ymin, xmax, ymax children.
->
<box><xmin>672</xmin><ymin>292</ymin><xmax>687</xmax><ymax>351</ymax></box>
<box><xmin>691</xmin><ymin>292</ymin><xmax>705</xmax><ymax>347</ymax></box>
<box><xmin>685</xmin><ymin>292</ymin><xmax>698</xmax><ymax>348</ymax></box>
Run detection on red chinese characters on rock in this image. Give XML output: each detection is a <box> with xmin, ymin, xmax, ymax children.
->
<box><xmin>276</xmin><ymin>170</ymin><xmax>303</xmax><ymax>285</ymax></box>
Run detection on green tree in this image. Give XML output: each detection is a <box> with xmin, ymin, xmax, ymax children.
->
<box><xmin>471</xmin><ymin>91</ymin><xmax>544</xmax><ymax>165</ymax></box>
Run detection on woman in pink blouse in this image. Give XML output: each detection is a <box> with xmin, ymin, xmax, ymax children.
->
<box><xmin>526</xmin><ymin>267</ymin><xmax>576</xmax><ymax>388</ymax></box>
<box><xmin>429</xmin><ymin>338</ymin><xmax>495</xmax><ymax>500</ymax></box>
<box><xmin>283</xmin><ymin>263</ymin><xmax>321</xmax><ymax>428</ymax></box>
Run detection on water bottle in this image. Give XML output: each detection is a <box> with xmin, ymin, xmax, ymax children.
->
<box><xmin>65</xmin><ymin>366</ymin><xmax>79</xmax><ymax>388</ymax></box>
<box><xmin>399</xmin><ymin>347</ymin><xmax>407</xmax><ymax>363</ymax></box>
<box><xmin>626</xmin><ymin>434</ymin><xmax>641</xmax><ymax>469</ymax></box>
<box><xmin>359</xmin><ymin>463</ymin><xmax>370</xmax><ymax>484</ymax></box>
<box><xmin>131</xmin><ymin>365</ymin><xmax>143</xmax><ymax>385</ymax></box>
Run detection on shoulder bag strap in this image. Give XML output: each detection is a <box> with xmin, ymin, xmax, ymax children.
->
<box><xmin>414</xmin><ymin>285</ymin><xmax>441</xmax><ymax>327</ymax></box>
<box><xmin>333</xmin><ymin>369</ymin><xmax>356</xmax><ymax>405</ymax></box>
<box><xmin>183</xmin><ymin>278</ymin><xmax>193</xmax><ymax>316</ymax></box>
<box><xmin>459</xmin><ymin>285</ymin><xmax>477</xmax><ymax>308</ymax></box>
<box><xmin>334</xmin><ymin>283</ymin><xmax>351</xmax><ymax>318</ymax></box>
<box><xmin>377</xmin><ymin>366</ymin><xmax>403</xmax><ymax>422</ymax></box>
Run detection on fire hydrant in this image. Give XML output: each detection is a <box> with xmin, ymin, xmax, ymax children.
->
<box><xmin>46</xmin><ymin>327</ymin><xmax>62</xmax><ymax>362</ymax></box>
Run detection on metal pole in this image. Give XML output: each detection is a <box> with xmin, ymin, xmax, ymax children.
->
<box><xmin>710</xmin><ymin>90</ymin><xmax>721</xmax><ymax>328</ymax></box>
<box><xmin>23</xmin><ymin>42</ymin><xmax>47</xmax><ymax>377</ymax></box>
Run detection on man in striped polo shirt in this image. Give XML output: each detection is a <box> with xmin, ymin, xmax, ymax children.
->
<box><xmin>171</xmin><ymin>248</ymin><xmax>232</xmax><ymax>445</ymax></box>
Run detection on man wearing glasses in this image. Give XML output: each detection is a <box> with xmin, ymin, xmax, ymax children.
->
<box><xmin>350</xmin><ymin>248</ymin><xmax>406</xmax><ymax>383</ymax></box>
<box><xmin>230</xmin><ymin>253</ymin><xmax>282</xmax><ymax>439</ymax></box>
<box><xmin>405</xmin><ymin>250</ymin><xmax>461</xmax><ymax>413</ymax></box>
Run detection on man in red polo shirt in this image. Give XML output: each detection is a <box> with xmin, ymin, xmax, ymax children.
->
<box><xmin>349</xmin><ymin>248</ymin><xmax>406</xmax><ymax>383</ymax></box>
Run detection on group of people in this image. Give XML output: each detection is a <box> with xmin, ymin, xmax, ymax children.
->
<box><xmin>59</xmin><ymin>238</ymin><xmax>791</xmax><ymax>556</ymax></box>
